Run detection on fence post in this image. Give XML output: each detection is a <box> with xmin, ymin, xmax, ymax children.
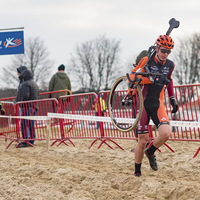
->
<box><xmin>46</xmin><ymin>118</ymin><xmax>51</xmax><ymax>151</ymax></box>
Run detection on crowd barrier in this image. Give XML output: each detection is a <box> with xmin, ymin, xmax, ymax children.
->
<box><xmin>0</xmin><ymin>89</ymin><xmax>72</xmax><ymax>102</ymax></box>
<box><xmin>0</xmin><ymin>101</ymin><xmax>16</xmax><ymax>140</ymax></box>
<box><xmin>0</xmin><ymin>84</ymin><xmax>200</xmax><ymax>158</ymax></box>
<box><xmin>0</xmin><ymin>89</ymin><xmax>71</xmax><ymax>148</ymax></box>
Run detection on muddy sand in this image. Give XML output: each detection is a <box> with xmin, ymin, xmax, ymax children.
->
<box><xmin>0</xmin><ymin>138</ymin><xmax>200</xmax><ymax>200</ymax></box>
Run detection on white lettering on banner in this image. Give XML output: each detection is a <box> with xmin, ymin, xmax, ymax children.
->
<box><xmin>0</xmin><ymin>41</ymin><xmax>2</xmax><ymax>49</ymax></box>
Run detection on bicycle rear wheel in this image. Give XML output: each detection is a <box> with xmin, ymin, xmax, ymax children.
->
<box><xmin>109</xmin><ymin>76</ymin><xmax>143</xmax><ymax>132</ymax></box>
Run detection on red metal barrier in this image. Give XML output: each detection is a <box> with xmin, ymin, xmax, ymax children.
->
<box><xmin>0</xmin><ymin>97</ymin><xmax>16</xmax><ymax>103</ymax></box>
<box><xmin>97</xmin><ymin>91</ymin><xmax>137</xmax><ymax>149</ymax></box>
<box><xmin>0</xmin><ymin>102</ymin><xmax>17</xmax><ymax>142</ymax></box>
<box><xmin>12</xmin><ymin>98</ymin><xmax>61</xmax><ymax>148</ymax></box>
<box><xmin>139</xmin><ymin>84</ymin><xmax>200</xmax><ymax>157</ymax></box>
<box><xmin>39</xmin><ymin>89</ymin><xmax>72</xmax><ymax>99</ymax></box>
<box><xmin>0</xmin><ymin>89</ymin><xmax>72</xmax><ymax>102</ymax></box>
<box><xmin>98</xmin><ymin>86</ymin><xmax>200</xmax><ymax>156</ymax></box>
<box><xmin>1</xmin><ymin>84</ymin><xmax>200</xmax><ymax>157</ymax></box>
<box><xmin>57</xmin><ymin>93</ymin><xmax>107</xmax><ymax>148</ymax></box>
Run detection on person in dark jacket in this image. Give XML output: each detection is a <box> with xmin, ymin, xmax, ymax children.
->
<box><xmin>17</xmin><ymin>69</ymin><xmax>39</xmax><ymax>148</ymax></box>
<box><xmin>16</xmin><ymin>66</ymin><xmax>27</xmax><ymax>103</ymax></box>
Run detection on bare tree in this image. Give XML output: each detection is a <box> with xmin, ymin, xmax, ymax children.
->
<box><xmin>172</xmin><ymin>33</ymin><xmax>200</xmax><ymax>104</ymax></box>
<box><xmin>70</xmin><ymin>35</ymin><xmax>122</xmax><ymax>92</ymax></box>
<box><xmin>173</xmin><ymin>33</ymin><xmax>200</xmax><ymax>85</ymax></box>
<box><xmin>2</xmin><ymin>37</ymin><xmax>54</xmax><ymax>90</ymax></box>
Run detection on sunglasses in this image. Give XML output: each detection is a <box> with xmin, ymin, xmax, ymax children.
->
<box><xmin>160</xmin><ymin>48</ymin><xmax>171</xmax><ymax>54</ymax></box>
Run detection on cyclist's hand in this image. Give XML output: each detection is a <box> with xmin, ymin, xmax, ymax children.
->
<box><xmin>170</xmin><ymin>97</ymin><xmax>178</xmax><ymax>113</ymax></box>
<box><xmin>154</xmin><ymin>75</ymin><xmax>170</xmax><ymax>85</ymax></box>
<box><xmin>0</xmin><ymin>103</ymin><xmax>5</xmax><ymax>115</ymax></box>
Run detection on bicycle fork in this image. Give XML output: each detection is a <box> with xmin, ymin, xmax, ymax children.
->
<box><xmin>121</xmin><ymin>75</ymin><xmax>142</xmax><ymax>106</ymax></box>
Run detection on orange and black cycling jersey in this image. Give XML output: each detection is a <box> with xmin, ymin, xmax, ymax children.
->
<box><xmin>144</xmin><ymin>55</ymin><xmax>174</xmax><ymax>99</ymax></box>
<box><xmin>135</xmin><ymin>55</ymin><xmax>175</xmax><ymax>134</ymax></box>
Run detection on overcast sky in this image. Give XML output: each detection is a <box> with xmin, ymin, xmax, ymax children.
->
<box><xmin>1</xmin><ymin>0</ymin><xmax>200</xmax><ymax>88</ymax></box>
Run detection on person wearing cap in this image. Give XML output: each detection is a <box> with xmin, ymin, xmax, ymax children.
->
<box><xmin>49</xmin><ymin>64</ymin><xmax>71</xmax><ymax>115</ymax></box>
<box><xmin>49</xmin><ymin>64</ymin><xmax>71</xmax><ymax>100</ymax></box>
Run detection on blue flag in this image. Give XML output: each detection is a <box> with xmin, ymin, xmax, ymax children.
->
<box><xmin>0</xmin><ymin>31</ymin><xmax>24</xmax><ymax>55</ymax></box>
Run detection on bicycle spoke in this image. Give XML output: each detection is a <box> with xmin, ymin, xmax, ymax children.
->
<box><xmin>109</xmin><ymin>76</ymin><xmax>143</xmax><ymax>132</ymax></box>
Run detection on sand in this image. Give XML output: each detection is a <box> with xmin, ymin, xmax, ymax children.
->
<box><xmin>0</xmin><ymin>138</ymin><xmax>200</xmax><ymax>200</ymax></box>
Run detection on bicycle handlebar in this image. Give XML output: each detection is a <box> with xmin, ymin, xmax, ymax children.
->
<box><xmin>126</xmin><ymin>71</ymin><xmax>163</xmax><ymax>84</ymax></box>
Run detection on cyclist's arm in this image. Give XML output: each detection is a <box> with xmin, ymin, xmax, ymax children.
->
<box><xmin>166</xmin><ymin>64</ymin><xmax>175</xmax><ymax>98</ymax></box>
<box><xmin>167</xmin><ymin>79</ymin><xmax>175</xmax><ymax>98</ymax></box>
<box><xmin>167</xmin><ymin>78</ymin><xmax>178</xmax><ymax>113</ymax></box>
<box><xmin>131</xmin><ymin>56</ymin><xmax>148</xmax><ymax>73</ymax></box>
<box><xmin>130</xmin><ymin>56</ymin><xmax>152</xmax><ymax>84</ymax></box>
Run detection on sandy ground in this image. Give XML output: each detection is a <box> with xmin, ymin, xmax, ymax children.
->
<box><xmin>0</xmin><ymin>138</ymin><xmax>200</xmax><ymax>200</ymax></box>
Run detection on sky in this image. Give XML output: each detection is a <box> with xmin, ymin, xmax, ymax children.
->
<box><xmin>1</xmin><ymin>0</ymin><xmax>200</xmax><ymax>89</ymax></box>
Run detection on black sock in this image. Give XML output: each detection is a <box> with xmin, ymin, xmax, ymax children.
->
<box><xmin>147</xmin><ymin>144</ymin><xmax>158</xmax><ymax>155</ymax></box>
<box><xmin>134</xmin><ymin>163</ymin><xmax>141</xmax><ymax>175</ymax></box>
<box><xmin>147</xmin><ymin>144</ymin><xmax>157</xmax><ymax>155</ymax></box>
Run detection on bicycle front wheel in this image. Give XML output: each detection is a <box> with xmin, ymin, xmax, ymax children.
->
<box><xmin>109</xmin><ymin>76</ymin><xmax>143</xmax><ymax>132</ymax></box>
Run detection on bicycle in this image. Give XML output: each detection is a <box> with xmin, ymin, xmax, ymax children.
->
<box><xmin>108</xmin><ymin>18</ymin><xmax>180</xmax><ymax>132</ymax></box>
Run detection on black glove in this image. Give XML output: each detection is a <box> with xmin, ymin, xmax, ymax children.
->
<box><xmin>0</xmin><ymin>103</ymin><xmax>5</xmax><ymax>115</ymax></box>
<box><xmin>170</xmin><ymin>97</ymin><xmax>178</xmax><ymax>113</ymax></box>
<box><xmin>154</xmin><ymin>75</ymin><xmax>170</xmax><ymax>85</ymax></box>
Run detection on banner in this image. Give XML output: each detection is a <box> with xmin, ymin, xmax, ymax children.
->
<box><xmin>0</xmin><ymin>31</ymin><xmax>24</xmax><ymax>55</ymax></box>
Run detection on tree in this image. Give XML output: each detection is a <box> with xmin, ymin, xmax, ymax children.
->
<box><xmin>69</xmin><ymin>35</ymin><xmax>122</xmax><ymax>92</ymax></box>
<box><xmin>172</xmin><ymin>33</ymin><xmax>200</xmax><ymax>104</ymax></box>
<box><xmin>2</xmin><ymin>37</ymin><xmax>54</xmax><ymax>90</ymax></box>
<box><xmin>173</xmin><ymin>33</ymin><xmax>200</xmax><ymax>85</ymax></box>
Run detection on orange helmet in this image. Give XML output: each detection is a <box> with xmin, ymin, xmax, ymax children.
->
<box><xmin>156</xmin><ymin>35</ymin><xmax>174</xmax><ymax>49</ymax></box>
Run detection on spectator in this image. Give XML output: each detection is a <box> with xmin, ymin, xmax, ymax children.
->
<box><xmin>16</xmin><ymin>66</ymin><xmax>27</xmax><ymax>103</ymax></box>
<box><xmin>0</xmin><ymin>103</ymin><xmax>5</xmax><ymax>115</ymax></box>
<box><xmin>17</xmin><ymin>69</ymin><xmax>39</xmax><ymax>148</ymax></box>
<box><xmin>93</xmin><ymin>97</ymin><xmax>99</xmax><ymax>129</ymax></box>
<box><xmin>49</xmin><ymin>64</ymin><xmax>71</xmax><ymax>114</ymax></box>
<box><xmin>49</xmin><ymin>64</ymin><xmax>71</xmax><ymax>99</ymax></box>
<box><xmin>100</xmin><ymin>94</ymin><xmax>107</xmax><ymax>116</ymax></box>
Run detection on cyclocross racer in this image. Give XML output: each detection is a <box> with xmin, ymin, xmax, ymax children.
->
<box><xmin>133</xmin><ymin>35</ymin><xmax>178</xmax><ymax>177</ymax></box>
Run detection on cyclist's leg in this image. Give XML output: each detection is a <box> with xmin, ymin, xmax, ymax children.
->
<box><xmin>150</xmin><ymin>100</ymin><xmax>171</xmax><ymax>149</ymax></box>
<box><xmin>134</xmin><ymin>132</ymin><xmax>149</xmax><ymax>164</ymax></box>
<box><xmin>141</xmin><ymin>98</ymin><xmax>170</xmax><ymax>171</ymax></box>
<box><xmin>134</xmin><ymin>108</ymin><xmax>150</xmax><ymax>176</ymax></box>
<box><xmin>134</xmin><ymin>87</ymin><xmax>150</xmax><ymax>155</ymax></box>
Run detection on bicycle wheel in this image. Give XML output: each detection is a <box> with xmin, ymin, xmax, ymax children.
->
<box><xmin>109</xmin><ymin>76</ymin><xmax>143</xmax><ymax>132</ymax></box>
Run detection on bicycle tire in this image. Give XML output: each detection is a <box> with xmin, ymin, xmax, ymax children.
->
<box><xmin>109</xmin><ymin>76</ymin><xmax>143</xmax><ymax>132</ymax></box>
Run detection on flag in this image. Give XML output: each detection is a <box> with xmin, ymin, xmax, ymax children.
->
<box><xmin>0</xmin><ymin>31</ymin><xmax>24</xmax><ymax>55</ymax></box>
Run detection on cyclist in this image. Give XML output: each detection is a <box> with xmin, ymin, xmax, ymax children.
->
<box><xmin>133</xmin><ymin>35</ymin><xmax>178</xmax><ymax>177</ymax></box>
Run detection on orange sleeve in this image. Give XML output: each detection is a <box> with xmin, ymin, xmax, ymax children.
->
<box><xmin>131</xmin><ymin>56</ymin><xmax>148</xmax><ymax>73</ymax></box>
<box><xmin>129</xmin><ymin>56</ymin><xmax>151</xmax><ymax>84</ymax></box>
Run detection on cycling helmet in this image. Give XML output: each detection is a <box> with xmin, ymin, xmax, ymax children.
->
<box><xmin>156</xmin><ymin>35</ymin><xmax>174</xmax><ymax>49</ymax></box>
